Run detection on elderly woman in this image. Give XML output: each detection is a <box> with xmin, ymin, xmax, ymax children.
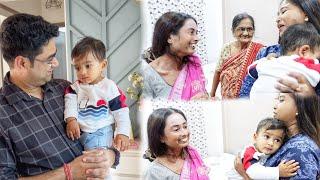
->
<box><xmin>239</xmin><ymin>0</ymin><xmax>320</xmax><ymax>98</ymax></box>
<box><xmin>142</xmin><ymin>12</ymin><xmax>207</xmax><ymax>100</ymax></box>
<box><xmin>210</xmin><ymin>13</ymin><xmax>263</xmax><ymax>99</ymax></box>
<box><xmin>144</xmin><ymin>108</ymin><xmax>209</xmax><ymax>179</ymax></box>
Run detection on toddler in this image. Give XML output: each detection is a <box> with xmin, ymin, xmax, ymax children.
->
<box><xmin>64</xmin><ymin>37</ymin><xmax>131</xmax><ymax>152</ymax></box>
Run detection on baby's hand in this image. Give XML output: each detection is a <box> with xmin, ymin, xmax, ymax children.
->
<box><xmin>66</xmin><ymin>117</ymin><xmax>81</xmax><ymax>141</ymax></box>
<box><xmin>113</xmin><ymin>134</ymin><xmax>129</xmax><ymax>151</ymax></box>
<box><xmin>278</xmin><ymin>160</ymin><xmax>300</xmax><ymax>177</ymax></box>
<box><xmin>266</xmin><ymin>53</ymin><xmax>277</xmax><ymax>60</ymax></box>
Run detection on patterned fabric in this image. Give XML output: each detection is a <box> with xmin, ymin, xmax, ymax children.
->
<box><xmin>239</xmin><ymin>44</ymin><xmax>282</xmax><ymax>98</ymax></box>
<box><xmin>64</xmin><ymin>78</ymin><xmax>131</xmax><ymax>136</ymax></box>
<box><xmin>0</xmin><ymin>73</ymin><xmax>119</xmax><ymax>178</ymax></box>
<box><xmin>144</xmin><ymin>161</ymin><xmax>180</xmax><ymax>180</ymax></box>
<box><xmin>248</xmin><ymin>55</ymin><xmax>320</xmax><ymax>98</ymax></box>
<box><xmin>169</xmin><ymin>55</ymin><xmax>207</xmax><ymax>101</ymax></box>
<box><xmin>180</xmin><ymin>146</ymin><xmax>209</xmax><ymax>180</ymax></box>
<box><xmin>141</xmin><ymin>60</ymin><xmax>172</xmax><ymax>99</ymax></box>
<box><xmin>242</xmin><ymin>146</ymin><xmax>260</xmax><ymax>170</ymax></box>
<box><xmin>240</xmin><ymin>145</ymin><xmax>279</xmax><ymax>179</ymax></box>
<box><xmin>142</xmin><ymin>55</ymin><xmax>207</xmax><ymax>101</ymax></box>
<box><xmin>218</xmin><ymin>42</ymin><xmax>264</xmax><ymax>99</ymax></box>
<box><xmin>0</xmin><ymin>73</ymin><xmax>82</xmax><ymax>178</ymax></box>
<box><xmin>264</xmin><ymin>133</ymin><xmax>320</xmax><ymax>180</ymax></box>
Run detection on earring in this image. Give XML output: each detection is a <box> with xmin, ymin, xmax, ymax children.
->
<box><xmin>305</xmin><ymin>17</ymin><xmax>309</xmax><ymax>22</ymax></box>
<box><xmin>296</xmin><ymin>112</ymin><xmax>299</xmax><ymax>116</ymax></box>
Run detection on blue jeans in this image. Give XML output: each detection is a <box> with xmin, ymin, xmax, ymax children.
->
<box><xmin>80</xmin><ymin>126</ymin><xmax>113</xmax><ymax>150</ymax></box>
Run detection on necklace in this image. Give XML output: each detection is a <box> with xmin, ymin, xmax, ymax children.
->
<box><xmin>26</xmin><ymin>88</ymin><xmax>44</xmax><ymax>100</ymax></box>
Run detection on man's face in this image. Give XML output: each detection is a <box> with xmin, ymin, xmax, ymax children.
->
<box><xmin>27</xmin><ymin>38</ymin><xmax>59</xmax><ymax>86</ymax></box>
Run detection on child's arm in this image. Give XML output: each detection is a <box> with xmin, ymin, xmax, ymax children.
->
<box><xmin>242</xmin><ymin>146</ymin><xmax>278</xmax><ymax>179</ymax></box>
<box><xmin>108</xmin><ymin>85</ymin><xmax>131</xmax><ymax>151</ymax></box>
<box><xmin>245</xmin><ymin>160</ymin><xmax>299</xmax><ymax>179</ymax></box>
<box><xmin>64</xmin><ymin>86</ymin><xmax>80</xmax><ymax>141</ymax></box>
<box><xmin>246</xmin><ymin>163</ymin><xmax>279</xmax><ymax>179</ymax></box>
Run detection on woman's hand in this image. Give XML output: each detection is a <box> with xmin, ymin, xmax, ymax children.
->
<box><xmin>234</xmin><ymin>154</ymin><xmax>251</xmax><ymax>180</ymax></box>
<box><xmin>190</xmin><ymin>92</ymin><xmax>209</xmax><ymax>100</ymax></box>
<box><xmin>278</xmin><ymin>160</ymin><xmax>300</xmax><ymax>177</ymax></box>
<box><xmin>276</xmin><ymin>72</ymin><xmax>316</xmax><ymax>96</ymax></box>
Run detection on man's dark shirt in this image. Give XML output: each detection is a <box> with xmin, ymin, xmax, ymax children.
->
<box><xmin>0</xmin><ymin>73</ymin><xmax>83</xmax><ymax>178</ymax></box>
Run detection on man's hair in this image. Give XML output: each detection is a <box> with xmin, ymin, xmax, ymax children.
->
<box><xmin>256</xmin><ymin>118</ymin><xmax>287</xmax><ymax>134</ymax></box>
<box><xmin>0</xmin><ymin>13</ymin><xmax>59</xmax><ymax>66</ymax></box>
<box><xmin>280</xmin><ymin>23</ymin><xmax>320</xmax><ymax>55</ymax></box>
<box><xmin>71</xmin><ymin>36</ymin><xmax>106</xmax><ymax>62</ymax></box>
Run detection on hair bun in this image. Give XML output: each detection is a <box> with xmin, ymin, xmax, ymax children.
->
<box><xmin>142</xmin><ymin>48</ymin><xmax>156</xmax><ymax>63</ymax></box>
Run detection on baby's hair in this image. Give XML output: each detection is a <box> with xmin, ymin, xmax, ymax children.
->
<box><xmin>256</xmin><ymin>118</ymin><xmax>287</xmax><ymax>135</ymax></box>
<box><xmin>71</xmin><ymin>36</ymin><xmax>106</xmax><ymax>62</ymax></box>
<box><xmin>280</xmin><ymin>23</ymin><xmax>320</xmax><ymax>55</ymax></box>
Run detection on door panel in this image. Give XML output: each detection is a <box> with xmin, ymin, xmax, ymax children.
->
<box><xmin>65</xmin><ymin>0</ymin><xmax>141</xmax><ymax>137</ymax></box>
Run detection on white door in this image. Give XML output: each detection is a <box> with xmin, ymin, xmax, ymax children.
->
<box><xmin>65</xmin><ymin>0</ymin><xmax>141</xmax><ymax>137</ymax></box>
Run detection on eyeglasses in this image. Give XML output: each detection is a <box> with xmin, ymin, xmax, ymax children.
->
<box><xmin>30</xmin><ymin>56</ymin><xmax>57</xmax><ymax>67</ymax></box>
<box><xmin>236</xmin><ymin>27</ymin><xmax>254</xmax><ymax>33</ymax></box>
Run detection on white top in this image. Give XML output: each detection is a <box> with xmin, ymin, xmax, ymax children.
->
<box><xmin>64</xmin><ymin>77</ymin><xmax>131</xmax><ymax>136</ymax></box>
<box><xmin>241</xmin><ymin>145</ymin><xmax>279</xmax><ymax>180</ymax></box>
<box><xmin>249</xmin><ymin>55</ymin><xmax>320</xmax><ymax>98</ymax></box>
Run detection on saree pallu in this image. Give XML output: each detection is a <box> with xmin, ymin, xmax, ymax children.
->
<box><xmin>169</xmin><ymin>54</ymin><xmax>207</xmax><ymax>100</ymax></box>
<box><xmin>180</xmin><ymin>146</ymin><xmax>209</xmax><ymax>180</ymax></box>
<box><xmin>220</xmin><ymin>42</ymin><xmax>263</xmax><ymax>99</ymax></box>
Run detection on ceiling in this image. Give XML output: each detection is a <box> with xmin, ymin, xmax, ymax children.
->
<box><xmin>0</xmin><ymin>0</ymin><xmax>65</xmax><ymax>26</ymax></box>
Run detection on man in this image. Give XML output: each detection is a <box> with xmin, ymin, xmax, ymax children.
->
<box><xmin>0</xmin><ymin>13</ymin><xmax>119</xmax><ymax>179</ymax></box>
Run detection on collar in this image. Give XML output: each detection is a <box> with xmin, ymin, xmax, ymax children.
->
<box><xmin>251</xmin><ymin>145</ymin><xmax>270</xmax><ymax>160</ymax></box>
<box><xmin>2</xmin><ymin>72</ymin><xmax>55</xmax><ymax>105</ymax></box>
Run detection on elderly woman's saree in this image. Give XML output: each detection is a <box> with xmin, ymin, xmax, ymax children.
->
<box><xmin>169</xmin><ymin>54</ymin><xmax>207</xmax><ymax>100</ymax></box>
<box><xmin>219</xmin><ymin>42</ymin><xmax>263</xmax><ymax>99</ymax></box>
<box><xmin>180</xmin><ymin>146</ymin><xmax>209</xmax><ymax>180</ymax></box>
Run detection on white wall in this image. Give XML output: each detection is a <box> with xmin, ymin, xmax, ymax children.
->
<box><xmin>204</xmin><ymin>0</ymin><xmax>224</xmax><ymax>64</ymax></box>
<box><xmin>2</xmin><ymin>0</ymin><xmax>41</xmax><ymax>15</ymax></box>
<box><xmin>41</xmin><ymin>0</ymin><xmax>65</xmax><ymax>24</ymax></box>
<box><xmin>222</xmin><ymin>99</ymin><xmax>274</xmax><ymax>154</ymax></box>
<box><xmin>1</xmin><ymin>0</ymin><xmax>64</xmax><ymax>24</ymax></box>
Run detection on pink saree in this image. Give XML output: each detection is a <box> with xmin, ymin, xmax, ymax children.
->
<box><xmin>220</xmin><ymin>42</ymin><xmax>263</xmax><ymax>99</ymax></box>
<box><xmin>169</xmin><ymin>54</ymin><xmax>206</xmax><ymax>100</ymax></box>
<box><xmin>180</xmin><ymin>146</ymin><xmax>209</xmax><ymax>180</ymax></box>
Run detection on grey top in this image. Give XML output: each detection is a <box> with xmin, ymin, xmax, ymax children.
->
<box><xmin>144</xmin><ymin>161</ymin><xmax>180</xmax><ymax>180</ymax></box>
<box><xmin>141</xmin><ymin>60</ymin><xmax>172</xmax><ymax>99</ymax></box>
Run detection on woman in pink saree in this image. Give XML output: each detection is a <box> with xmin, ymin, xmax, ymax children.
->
<box><xmin>142</xmin><ymin>12</ymin><xmax>207</xmax><ymax>101</ymax></box>
<box><xmin>210</xmin><ymin>13</ymin><xmax>264</xmax><ymax>99</ymax></box>
<box><xmin>144</xmin><ymin>108</ymin><xmax>209</xmax><ymax>180</ymax></box>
